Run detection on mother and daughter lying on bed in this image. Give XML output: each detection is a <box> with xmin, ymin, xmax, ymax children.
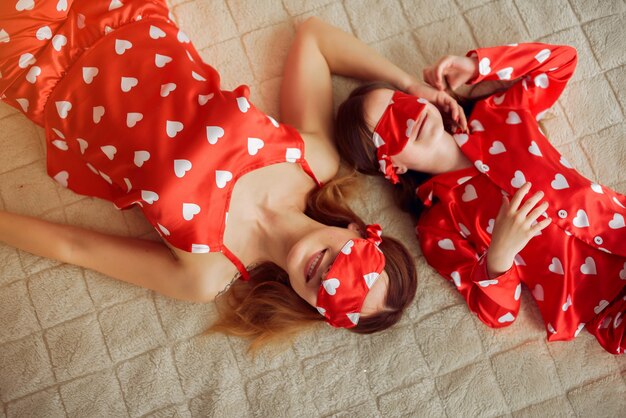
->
<box><xmin>1</xmin><ymin>0</ymin><xmax>624</xmax><ymax>354</ymax></box>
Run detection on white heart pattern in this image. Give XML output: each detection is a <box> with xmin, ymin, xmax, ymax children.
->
<box><xmin>594</xmin><ymin>299</ymin><xmax>609</xmax><ymax>315</ymax></box>
<box><xmin>549</xmin><ymin>257</ymin><xmax>564</xmax><ymax>275</ymax></box>
<box><xmin>489</xmin><ymin>140</ymin><xmax>506</xmax><ymax>155</ymax></box>
<box><xmin>77</xmin><ymin>138</ymin><xmax>88</xmax><ymax>154</ymax></box>
<box><xmin>247</xmin><ymin>137</ymin><xmax>264</xmax><ymax>156</ymax></box>
<box><xmin>493</xmin><ymin>94</ymin><xmax>506</xmax><ymax>105</ymax></box>
<box><xmin>405</xmin><ymin>118</ymin><xmax>416</xmax><ymax>138</ymax></box>
<box><xmin>101</xmin><ymin>145</ymin><xmax>117</xmax><ymax>160</ymax></box>
<box><xmin>182</xmin><ymin>203</ymin><xmax>201</xmax><ymax>220</ymax></box>
<box><xmin>237</xmin><ymin>96</ymin><xmax>251</xmax><ymax>113</ymax></box>
<box><xmin>450</xmin><ymin>271</ymin><xmax>461</xmax><ymax>287</ymax></box>
<box><xmin>127</xmin><ymin>112</ymin><xmax>143</xmax><ymax>127</ymax></box>
<box><xmin>514</xmin><ymin>254</ymin><xmax>526</xmax><ymax>266</ymax></box>
<box><xmin>505</xmin><ymin>111</ymin><xmax>521</xmax><ymax>125</ymax></box>
<box><xmin>461</xmin><ymin>184</ymin><xmax>477</xmax><ymax>202</ymax></box>
<box><xmin>16</xmin><ymin>98</ymin><xmax>29</xmax><ymax>112</ymax></box>
<box><xmin>155</xmin><ymin>54</ymin><xmax>173</xmax><ymax>68</ymax></box>
<box><xmin>139</xmin><ymin>191</ymin><xmax>159</xmax><ymax>205</ymax></box>
<box><xmin>511</xmin><ymin>170</ymin><xmax>526</xmax><ymax>188</ymax></box>
<box><xmin>478</xmin><ymin>279</ymin><xmax>498</xmax><ymax>287</ymax></box>
<box><xmin>16</xmin><ymin>0</ymin><xmax>35</xmax><ymax>11</ymax></box>
<box><xmin>166</xmin><ymin>120</ymin><xmax>184</xmax><ymax>138</ymax></box>
<box><xmin>286</xmin><ymin>148</ymin><xmax>302</xmax><ymax>163</ymax></box>
<box><xmin>341</xmin><ymin>240</ymin><xmax>355</xmax><ymax>255</ymax></box>
<box><xmin>550</xmin><ymin>173</ymin><xmax>569</xmax><ymax>190</ymax></box>
<box><xmin>572</xmin><ymin>209</ymin><xmax>590</xmax><ymax>228</ymax></box>
<box><xmin>55</xmin><ymin>101</ymin><xmax>72</xmax><ymax>119</ymax></box>
<box><xmin>53</xmin><ymin>170</ymin><xmax>69</xmax><ymax>187</ymax></box>
<box><xmin>83</xmin><ymin>67</ymin><xmax>99</xmax><ymax>84</ymax></box>
<box><xmin>18</xmin><ymin>53</ymin><xmax>35</xmax><ymax>68</ymax></box>
<box><xmin>458</xmin><ymin>223</ymin><xmax>470</xmax><ymax>238</ymax></box>
<box><xmin>534</xmin><ymin>73</ymin><xmax>549</xmax><ymax>89</ymax></box>
<box><xmin>619</xmin><ymin>262</ymin><xmax>626</xmax><ymax>280</ymax></box>
<box><xmin>191</xmin><ymin>71</ymin><xmax>206</xmax><ymax>81</ymax></box>
<box><xmin>52</xmin><ymin>140</ymin><xmax>68</xmax><ymax>151</ymax></box>
<box><xmin>206</xmin><ymin>126</ymin><xmax>224</xmax><ymax>144</ymax></box>
<box><xmin>191</xmin><ymin>244</ymin><xmax>210</xmax><ymax>254</ymax></box>
<box><xmin>574</xmin><ymin>323</ymin><xmax>585</xmax><ymax>337</ymax></box>
<box><xmin>160</xmin><ymin>83</ymin><xmax>177</xmax><ymax>97</ymax></box>
<box><xmin>322</xmin><ymin>278</ymin><xmax>340</xmax><ymax>296</ymax></box>
<box><xmin>149</xmin><ymin>25</ymin><xmax>166</xmax><ymax>39</ymax></box>
<box><xmin>609</xmin><ymin>213</ymin><xmax>625</xmax><ymax>229</ymax></box>
<box><xmin>121</xmin><ymin>77</ymin><xmax>138</xmax><ymax>92</ymax></box>
<box><xmin>478</xmin><ymin>57</ymin><xmax>491</xmax><ymax>75</ymax></box>
<box><xmin>580</xmin><ymin>256</ymin><xmax>597</xmax><ymax>275</ymax></box>
<box><xmin>535</xmin><ymin>49</ymin><xmax>551</xmax><ymax>63</ymax></box>
<box><xmin>496</xmin><ymin>67</ymin><xmax>513</xmax><ymax>80</ymax></box>
<box><xmin>93</xmin><ymin>106</ymin><xmax>105</xmax><ymax>123</ymax></box>
<box><xmin>198</xmin><ymin>93</ymin><xmax>214</xmax><ymax>105</ymax></box>
<box><xmin>590</xmin><ymin>183</ymin><xmax>603</xmax><ymax>194</ymax></box>
<box><xmin>174</xmin><ymin>159</ymin><xmax>192</xmax><ymax>178</ymax></box>
<box><xmin>562</xmin><ymin>295</ymin><xmax>572</xmax><ymax>311</ymax></box>
<box><xmin>437</xmin><ymin>239</ymin><xmax>455</xmax><ymax>251</ymax></box>
<box><xmin>52</xmin><ymin>34</ymin><xmax>67</xmax><ymax>51</ymax></box>
<box><xmin>474</xmin><ymin>160</ymin><xmax>489</xmax><ymax>173</ymax></box>
<box><xmin>514</xmin><ymin>283</ymin><xmax>522</xmax><ymax>301</ymax></box>
<box><xmin>532</xmin><ymin>284</ymin><xmax>544</xmax><ymax>301</ymax></box>
<box><xmin>35</xmin><ymin>26</ymin><xmax>52</xmax><ymax>40</ymax></box>
<box><xmin>109</xmin><ymin>0</ymin><xmax>124</xmax><ymax>11</ymax></box>
<box><xmin>134</xmin><ymin>151</ymin><xmax>150</xmax><ymax>167</ymax></box>
<box><xmin>0</xmin><ymin>29</ymin><xmax>10</xmax><ymax>43</ymax></box>
<box><xmin>528</xmin><ymin>141</ymin><xmax>542</xmax><ymax>157</ymax></box>
<box><xmin>363</xmin><ymin>272</ymin><xmax>380</xmax><ymax>289</ymax></box>
<box><xmin>470</xmin><ymin>119</ymin><xmax>484</xmax><ymax>132</ymax></box>
<box><xmin>76</xmin><ymin>13</ymin><xmax>86</xmax><ymax>29</ymax></box>
<box><xmin>486</xmin><ymin>219</ymin><xmax>495</xmax><ymax>234</ymax></box>
<box><xmin>25</xmin><ymin>66</ymin><xmax>41</xmax><ymax>83</ymax></box>
<box><xmin>547</xmin><ymin>323</ymin><xmax>557</xmax><ymax>334</ymax></box>
<box><xmin>215</xmin><ymin>170</ymin><xmax>233</xmax><ymax>188</ymax></box>
<box><xmin>347</xmin><ymin>313</ymin><xmax>360</xmax><ymax>325</ymax></box>
<box><xmin>498</xmin><ymin>312</ymin><xmax>515</xmax><ymax>323</ymax></box>
<box><xmin>177</xmin><ymin>29</ymin><xmax>191</xmax><ymax>43</ymax></box>
<box><xmin>156</xmin><ymin>223</ymin><xmax>170</xmax><ymax>236</ymax></box>
<box><xmin>115</xmin><ymin>39</ymin><xmax>133</xmax><ymax>55</ymax></box>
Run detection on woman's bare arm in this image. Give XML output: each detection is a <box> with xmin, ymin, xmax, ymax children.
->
<box><xmin>0</xmin><ymin>210</ymin><xmax>212</xmax><ymax>302</ymax></box>
<box><xmin>281</xmin><ymin>17</ymin><xmax>418</xmax><ymax>137</ymax></box>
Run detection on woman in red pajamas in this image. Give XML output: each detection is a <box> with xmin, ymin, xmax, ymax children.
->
<box><xmin>335</xmin><ymin>42</ymin><xmax>626</xmax><ymax>354</ymax></box>
<box><xmin>0</xmin><ymin>1</ymin><xmax>472</xmax><ymax>346</ymax></box>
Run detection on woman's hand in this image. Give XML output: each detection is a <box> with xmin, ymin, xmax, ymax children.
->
<box><xmin>423</xmin><ymin>55</ymin><xmax>478</xmax><ymax>92</ymax></box>
<box><xmin>406</xmin><ymin>81</ymin><xmax>468</xmax><ymax>132</ymax></box>
<box><xmin>487</xmin><ymin>182</ymin><xmax>552</xmax><ymax>278</ymax></box>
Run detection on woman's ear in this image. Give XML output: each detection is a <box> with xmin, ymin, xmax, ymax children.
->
<box><xmin>347</xmin><ymin>222</ymin><xmax>361</xmax><ymax>233</ymax></box>
<box><xmin>394</xmin><ymin>165</ymin><xmax>408</xmax><ymax>175</ymax></box>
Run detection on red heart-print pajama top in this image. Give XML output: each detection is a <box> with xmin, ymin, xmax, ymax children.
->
<box><xmin>0</xmin><ymin>0</ymin><xmax>321</xmax><ymax>280</ymax></box>
<box><xmin>415</xmin><ymin>42</ymin><xmax>626</xmax><ymax>354</ymax></box>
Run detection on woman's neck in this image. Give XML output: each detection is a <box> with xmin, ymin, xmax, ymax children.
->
<box><xmin>430</xmin><ymin>130</ymin><xmax>473</xmax><ymax>175</ymax></box>
<box><xmin>253</xmin><ymin>205</ymin><xmax>323</xmax><ymax>271</ymax></box>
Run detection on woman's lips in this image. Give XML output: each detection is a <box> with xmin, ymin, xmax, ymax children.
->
<box><xmin>416</xmin><ymin>113</ymin><xmax>427</xmax><ymax>138</ymax></box>
<box><xmin>305</xmin><ymin>250</ymin><xmax>325</xmax><ymax>283</ymax></box>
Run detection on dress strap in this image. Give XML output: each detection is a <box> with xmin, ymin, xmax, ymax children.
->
<box><xmin>299</xmin><ymin>158</ymin><xmax>323</xmax><ymax>187</ymax></box>
<box><xmin>221</xmin><ymin>245</ymin><xmax>250</xmax><ymax>281</ymax></box>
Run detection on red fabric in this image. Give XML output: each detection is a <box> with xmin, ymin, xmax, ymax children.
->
<box><xmin>415</xmin><ymin>42</ymin><xmax>626</xmax><ymax>354</ymax></box>
<box><xmin>372</xmin><ymin>90</ymin><xmax>427</xmax><ymax>184</ymax></box>
<box><xmin>317</xmin><ymin>225</ymin><xmax>385</xmax><ymax>328</ymax></box>
<box><xmin>0</xmin><ymin>0</ymin><xmax>321</xmax><ymax>280</ymax></box>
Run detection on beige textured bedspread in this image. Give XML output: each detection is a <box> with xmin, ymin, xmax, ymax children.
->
<box><xmin>1</xmin><ymin>0</ymin><xmax>625</xmax><ymax>416</ymax></box>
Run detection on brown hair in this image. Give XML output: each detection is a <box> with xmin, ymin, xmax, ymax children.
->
<box><xmin>335</xmin><ymin>82</ymin><xmax>475</xmax><ymax>219</ymax></box>
<box><xmin>208</xmin><ymin>174</ymin><xmax>418</xmax><ymax>353</ymax></box>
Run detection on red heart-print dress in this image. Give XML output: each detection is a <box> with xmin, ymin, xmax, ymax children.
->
<box><xmin>0</xmin><ymin>0</ymin><xmax>321</xmax><ymax>280</ymax></box>
<box><xmin>415</xmin><ymin>42</ymin><xmax>626</xmax><ymax>354</ymax></box>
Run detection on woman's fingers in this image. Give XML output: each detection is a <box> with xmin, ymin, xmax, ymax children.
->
<box><xmin>526</xmin><ymin>201</ymin><xmax>549</xmax><ymax>223</ymax></box>
<box><xmin>435</xmin><ymin>56</ymin><xmax>451</xmax><ymax>90</ymax></box>
<box><xmin>531</xmin><ymin>217</ymin><xmax>552</xmax><ymax>233</ymax></box>
<box><xmin>509</xmin><ymin>182</ymin><xmax>532</xmax><ymax>211</ymax></box>
<box><xmin>519</xmin><ymin>190</ymin><xmax>545</xmax><ymax>217</ymax></box>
